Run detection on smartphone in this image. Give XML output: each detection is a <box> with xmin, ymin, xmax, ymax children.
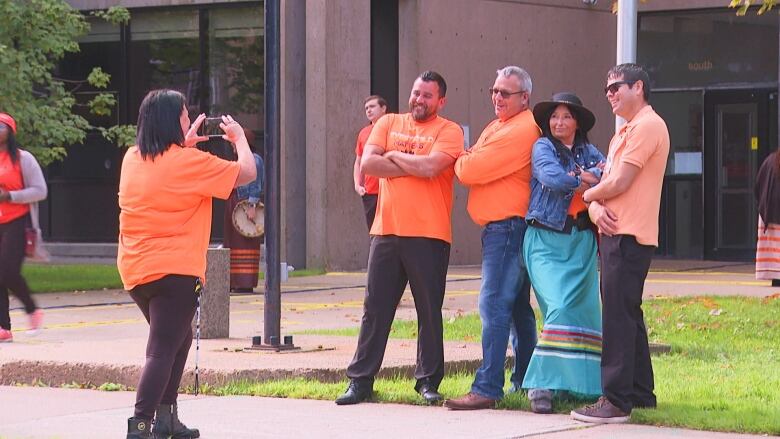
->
<box><xmin>199</xmin><ymin>117</ymin><xmax>223</xmax><ymax>138</ymax></box>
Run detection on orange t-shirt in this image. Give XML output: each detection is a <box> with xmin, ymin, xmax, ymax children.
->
<box><xmin>366</xmin><ymin>113</ymin><xmax>464</xmax><ymax>243</ymax></box>
<box><xmin>454</xmin><ymin>110</ymin><xmax>540</xmax><ymax>226</ymax></box>
<box><xmin>355</xmin><ymin>124</ymin><xmax>379</xmax><ymax>195</ymax></box>
<box><xmin>602</xmin><ymin>105</ymin><xmax>670</xmax><ymax>246</ymax></box>
<box><xmin>0</xmin><ymin>151</ymin><xmax>29</xmax><ymax>224</ymax></box>
<box><xmin>117</xmin><ymin>145</ymin><xmax>241</xmax><ymax>290</ymax></box>
<box><xmin>568</xmin><ymin>192</ymin><xmax>587</xmax><ymax>217</ymax></box>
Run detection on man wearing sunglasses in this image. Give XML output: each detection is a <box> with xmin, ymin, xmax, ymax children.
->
<box><xmin>444</xmin><ymin>66</ymin><xmax>540</xmax><ymax>410</ymax></box>
<box><xmin>572</xmin><ymin>63</ymin><xmax>670</xmax><ymax>424</ymax></box>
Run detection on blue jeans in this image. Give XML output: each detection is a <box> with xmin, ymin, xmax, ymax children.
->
<box><xmin>471</xmin><ymin>217</ymin><xmax>537</xmax><ymax>400</ymax></box>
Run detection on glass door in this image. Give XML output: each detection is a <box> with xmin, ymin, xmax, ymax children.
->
<box><xmin>704</xmin><ymin>89</ymin><xmax>775</xmax><ymax>260</ymax></box>
<box><xmin>716</xmin><ymin>103</ymin><xmax>757</xmax><ymax>250</ymax></box>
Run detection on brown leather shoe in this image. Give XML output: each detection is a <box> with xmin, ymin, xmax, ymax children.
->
<box><xmin>443</xmin><ymin>392</ymin><xmax>497</xmax><ymax>410</ymax></box>
<box><xmin>570</xmin><ymin>396</ymin><xmax>630</xmax><ymax>424</ymax></box>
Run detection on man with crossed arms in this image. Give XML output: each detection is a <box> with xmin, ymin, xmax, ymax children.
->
<box><xmin>336</xmin><ymin>71</ymin><xmax>463</xmax><ymax>406</ymax></box>
<box><xmin>445</xmin><ymin>65</ymin><xmax>540</xmax><ymax>410</ymax></box>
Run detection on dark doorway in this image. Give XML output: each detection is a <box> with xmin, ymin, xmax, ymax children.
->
<box><xmin>704</xmin><ymin>89</ymin><xmax>777</xmax><ymax>260</ymax></box>
<box><xmin>371</xmin><ymin>0</ymin><xmax>398</xmax><ymax>112</ymax></box>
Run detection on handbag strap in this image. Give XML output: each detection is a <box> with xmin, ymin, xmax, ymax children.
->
<box><xmin>17</xmin><ymin>151</ymin><xmax>41</xmax><ymax>230</ymax></box>
<box><xmin>29</xmin><ymin>202</ymin><xmax>40</xmax><ymax>229</ymax></box>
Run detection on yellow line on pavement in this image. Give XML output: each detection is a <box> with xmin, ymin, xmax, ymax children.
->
<box><xmin>9</xmin><ymin>303</ymin><xmax>136</xmax><ymax>318</ymax></box>
<box><xmin>646</xmin><ymin>279</ymin><xmax>767</xmax><ymax>286</ymax></box>
<box><xmin>41</xmin><ymin>318</ymin><xmax>143</xmax><ymax>330</ymax></box>
<box><xmin>648</xmin><ymin>271</ymin><xmax>752</xmax><ymax>276</ymax></box>
<box><xmin>233</xmin><ymin>301</ymin><xmax>365</xmax><ymax>312</ymax></box>
<box><xmin>445</xmin><ymin>290</ymin><xmax>480</xmax><ymax>297</ymax></box>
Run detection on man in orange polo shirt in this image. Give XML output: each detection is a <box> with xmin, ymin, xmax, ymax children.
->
<box><xmin>353</xmin><ymin>95</ymin><xmax>387</xmax><ymax>230</ymax></box>
<box><xmin>336</xmin><ymin>71</ymin><xmax>463</xmax><ymax>406</ymax></box>
<box><xmin>444</xmin><ymin>66</ymin><xmax>540</xmax><ymax>410</ymax></box>
<box><xmin>573</xmin><ymin>63</ymin><xmax>670</xmax><ymax>424</ymax></box>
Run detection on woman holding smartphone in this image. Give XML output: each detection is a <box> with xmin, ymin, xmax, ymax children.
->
<box><xmin>119</xmin><ymin>89</ymin><xmax>256</xmax><ymax>438</ymax></box>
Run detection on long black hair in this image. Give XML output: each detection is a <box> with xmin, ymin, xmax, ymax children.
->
<box><xmin>540</xmin><ymin>104</ymin><xmax>590</xmax><ymax>168</ymax></box>
<box><xmin>136</xmin><ymin>89</ymin><xmax>186</xmax><ymax>160</ymax></box>
<box><xmin>1</xmin><ymin>123</ymin><xmax>20</xmax><ymax>163</ymax></box>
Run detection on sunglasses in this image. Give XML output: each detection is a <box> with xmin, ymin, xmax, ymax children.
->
<box><xmin>489</xmin><ymin>88</ymin><xmax>525</xmax><ymax>99</ymax></box>
<box><xmin>604</xmin><ymin>80</ymin><xmax>635</xmax><ymax>95</ymax></box>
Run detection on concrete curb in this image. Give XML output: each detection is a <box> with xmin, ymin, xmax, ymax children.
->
<box><xmin>0</xmin><ymin>359</ymin><xmax>486</xmax><ymax>389</ymax></box>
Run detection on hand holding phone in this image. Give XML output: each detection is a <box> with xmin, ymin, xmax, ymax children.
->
<box><xmin>184</xmin><ymin>113</ymin><xmax>209</xmax><ymax>147</ymax></box>
<box><xmin>219</xmin><ymin>115</ymin><xmax>245</xmax><ymax>144</ymax></box>
<box><xmin>198</xmin><ymin>117</ymin><xmax>225</xmax><ymax>138</ymax></box>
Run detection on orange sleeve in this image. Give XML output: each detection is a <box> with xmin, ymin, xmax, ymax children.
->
<box><xmin>455</xmin><ymin>120</ymin><xmax>537</xmax><ymax>186</ymax></box>
<box><xmin>366</xmin><ymin>114</ymin><xmax>393</xmax><ymax>152</ymax></box>
<box><xmin>620</xmin><ymin>120</ymin><xmax>664</xmax><ymax>169</ymax></box>
<box><xmin>432</xmin><ymin>122</ymin><xmax>465</xmax><ymax>159</ymax></box>
<box><xmin>177</xmin><ymin>148</ymin><xmax>241</xmax><ymax>200</ymax></box>
<box><xmin>355</xmin><ymin>132</ymin><xmax>363</xmax><ymax>156</ymax></box>
<box><xmin>355</xmin><ymin>125</ymin><xmax>370</xmax><ymax>156</ymax></box>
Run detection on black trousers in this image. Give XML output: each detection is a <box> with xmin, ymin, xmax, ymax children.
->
<box><xmin>361</xmin><ymin>194</ymin><xmax>378</xmax><ymax>231</ymax></box>
<box><xmin>347</xmin><ymin>235</ymin><xmax>450</xmax><ymax>390</ymax></box>
<box><xmin>599</xmin><ymin>234</ymin><xmax>657</xmax><ymax>413</ymax></box>
<box><xmin>129</xmin><ymin>275</ymin><xmax>198</xmax><ymax>420</ymax></box>
<box><xmin>0</xmin><ymin>214</ymin><xmax>37</xmax><ymax>330</ymax></box>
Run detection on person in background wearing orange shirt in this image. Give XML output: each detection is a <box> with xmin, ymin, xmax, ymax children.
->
<box><xmin>444</xmin><ymin>66</ymin><xmax>540</xmax><ymax>410</ymax></box>
<box><xmin>336</xmin><ymin>71</ymin><xmax>463</xmax><ymax>406</ymax></box>
<box><xmin>0</xmin><ymin>113</ymin><xmax>46</xmax><ymax>343</ymax></box>
<box><xmin>118</xmin><ymin>89</ymin><xmax>256</xmax><ymax>439</ymax></box>
<box><xmin>572</xmin><ymin>63</ymin><xmax>669</xmax><ymax>424</ymax></box>
<box><xmin>353</xmin><ymin>95</ymin><xmax>387</xmax><ymax>230</ymax></box>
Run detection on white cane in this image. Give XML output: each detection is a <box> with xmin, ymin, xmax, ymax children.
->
<box><xmin>194</xmin><ymin>279</ymin><xmax>202</xmax><ymax>396</ymax></box>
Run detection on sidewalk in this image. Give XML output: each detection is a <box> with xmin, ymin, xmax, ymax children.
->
<box><xmin>0</xmin><ymin>386</ymin><xmax>762</xmax><ymax>439</ymax></box>
<box><xmin>0</xmin><ymin>261</ymin><xmax>777</xmax><ymax>438</ymax></box>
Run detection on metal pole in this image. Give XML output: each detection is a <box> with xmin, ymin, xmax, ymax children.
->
<box><xmin>615</xmin><ymin>0</ymin><xmax>638</xmax><ymax>130</ymax></box>
<box><xmin>264</xmin><ymin>0</ymin><xmax>281</xmax><ymax>346</ymax></box>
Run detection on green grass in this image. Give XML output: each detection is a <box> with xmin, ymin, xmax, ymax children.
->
<box><xmin>631</xmin><ymin>296</ymin><xmax>780</xmax><ymax>434</ymax></box>
<box><xmin>207</xmin><ymin>372</ymin><xmax>581</xmax><ymax>411</ymax></box>
<box><xmin>23</xmin><ymin>264</ymin><xmax>123</xmax><ymax>293</ymax></box>
<box><xmin>22</xmin><ymin>264</ymin><xmax>326</xmax><ymax>293</ymax></box>
<box><xmin>233</xmin><ymin>296</ymin><xmax>780</xmax><ymax>435</ymax></box>
<box><xmin>279</xmin><ymin>268</ymin><xmax>326</xmax><ymax>278</ymax></box>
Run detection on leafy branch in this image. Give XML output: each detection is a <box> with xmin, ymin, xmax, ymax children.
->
<box><xmin>0</xmin><ymin>1</ymin><xmax>134</xmax><ymax>166</ymax></box>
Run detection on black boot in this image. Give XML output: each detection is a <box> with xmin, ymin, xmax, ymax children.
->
<box><xmin>153</xmin><ymin>403</ymin><xmax>200</xmax><ymax>438</ymax></box>
<box><xmin>127</xmin><ymin>417</ymin><xmax>152</xmax><ymax>439</ymax></box>
<box><xmin>772</xmin><ymin>279</ymin><xmax>780</xmax><ymax>287</ymax></box>
<box><xmin>335</xmin><ymin>379</ymin><xmax>373</xmax><ymax>405</ymax></box>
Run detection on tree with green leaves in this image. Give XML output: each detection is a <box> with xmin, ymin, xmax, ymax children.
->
<box><xmin>0</xmin><ymin>0</ymin><xmax>134</xmax><ymax>166</ymax></box>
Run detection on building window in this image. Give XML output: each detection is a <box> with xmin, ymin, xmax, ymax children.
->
<box><xmin>128</xmin><ymin>9</ymin><xmax>202</xmax><ymax>120</ymax></box>
<box><xmin>639</xmin><ymin>9</ymin><xmax>779</xmax><ymax>88</ymax></box>
<box><xmin>50</xmin><ymin>4</ymin><xmax>265</xmax><ymax>242</ymax></box>
<box><xmin>208</xmin><ymin>7</ymin><xmax>264</xmax><ymax>136</ymax></box>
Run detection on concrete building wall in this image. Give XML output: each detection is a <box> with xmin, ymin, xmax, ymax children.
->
<box><xmin>71</xmin><ymin>0</ymin><xmax>775</xmax><ymax>268</ymax></box>
<box><xmin>398</xmin><ymin>0</ymin><xmax>616</xmax><ymax>265</ymax></box>
<box><xmin>68</xmin><ymin>0</ymin><xmax>248</xmax><ymax>8</ymax></box>
<box><xmin>304</xmin><ymin>0</ymin><xmax>371</xmax><ymax>270</ymax></box>
<box><xmin>280</xmin><ymin>0</ymin><xmax>307</xmax><ymax>269</ymax></box>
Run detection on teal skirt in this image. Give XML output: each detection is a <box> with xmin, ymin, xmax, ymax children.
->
<box><xmin>521</xmin><ymin>225</ymin><xmax>602</xmax><ymax>397</ymax></box>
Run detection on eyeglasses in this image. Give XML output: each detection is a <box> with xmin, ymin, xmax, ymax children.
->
<box><xmin>489</xmin><ymin>88</ymin><xmax>525</xmax><ymax>99</ymax></box>
<box><xmin>604</xmin><ymin>80</ymin><xmax>635</xmax><ymax>95</ymax></box>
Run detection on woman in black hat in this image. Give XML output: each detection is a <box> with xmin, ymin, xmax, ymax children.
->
<box><xmin>521</xmin><ymin>93</ymin><xmax>605</xmax><ymax>413</ymax></box>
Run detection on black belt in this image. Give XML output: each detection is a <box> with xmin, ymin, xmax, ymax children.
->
<box><xmin>528</xmin><ymin>212</ymin><xmax>592</xmax><ymax>235</ymax></box>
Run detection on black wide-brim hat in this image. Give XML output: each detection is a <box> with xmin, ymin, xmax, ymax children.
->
<box><xmin>532</xmin><ymin>92</ymin><xmax>596</xmax><ymax>134</ymax></box>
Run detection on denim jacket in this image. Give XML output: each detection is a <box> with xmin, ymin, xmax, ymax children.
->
<box><xmin>236</xmin><ymin>153</ymin><xmax>264</xmax><ymax>204</ymax></box>
<box><xmin>526</xmin><ymin>137</ymin><xmax>605</xmax><ymax>231</ymax></box>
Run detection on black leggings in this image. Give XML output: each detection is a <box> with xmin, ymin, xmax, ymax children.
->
<box><xmin>0</xmin><ymin>214</ymin><xmax>37</xmax><ymax>330</ymax></box>
<box><xmin>130</xmin><ymin>274</ymin><xmax>198</xmax><ymax>420</ymax></box>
